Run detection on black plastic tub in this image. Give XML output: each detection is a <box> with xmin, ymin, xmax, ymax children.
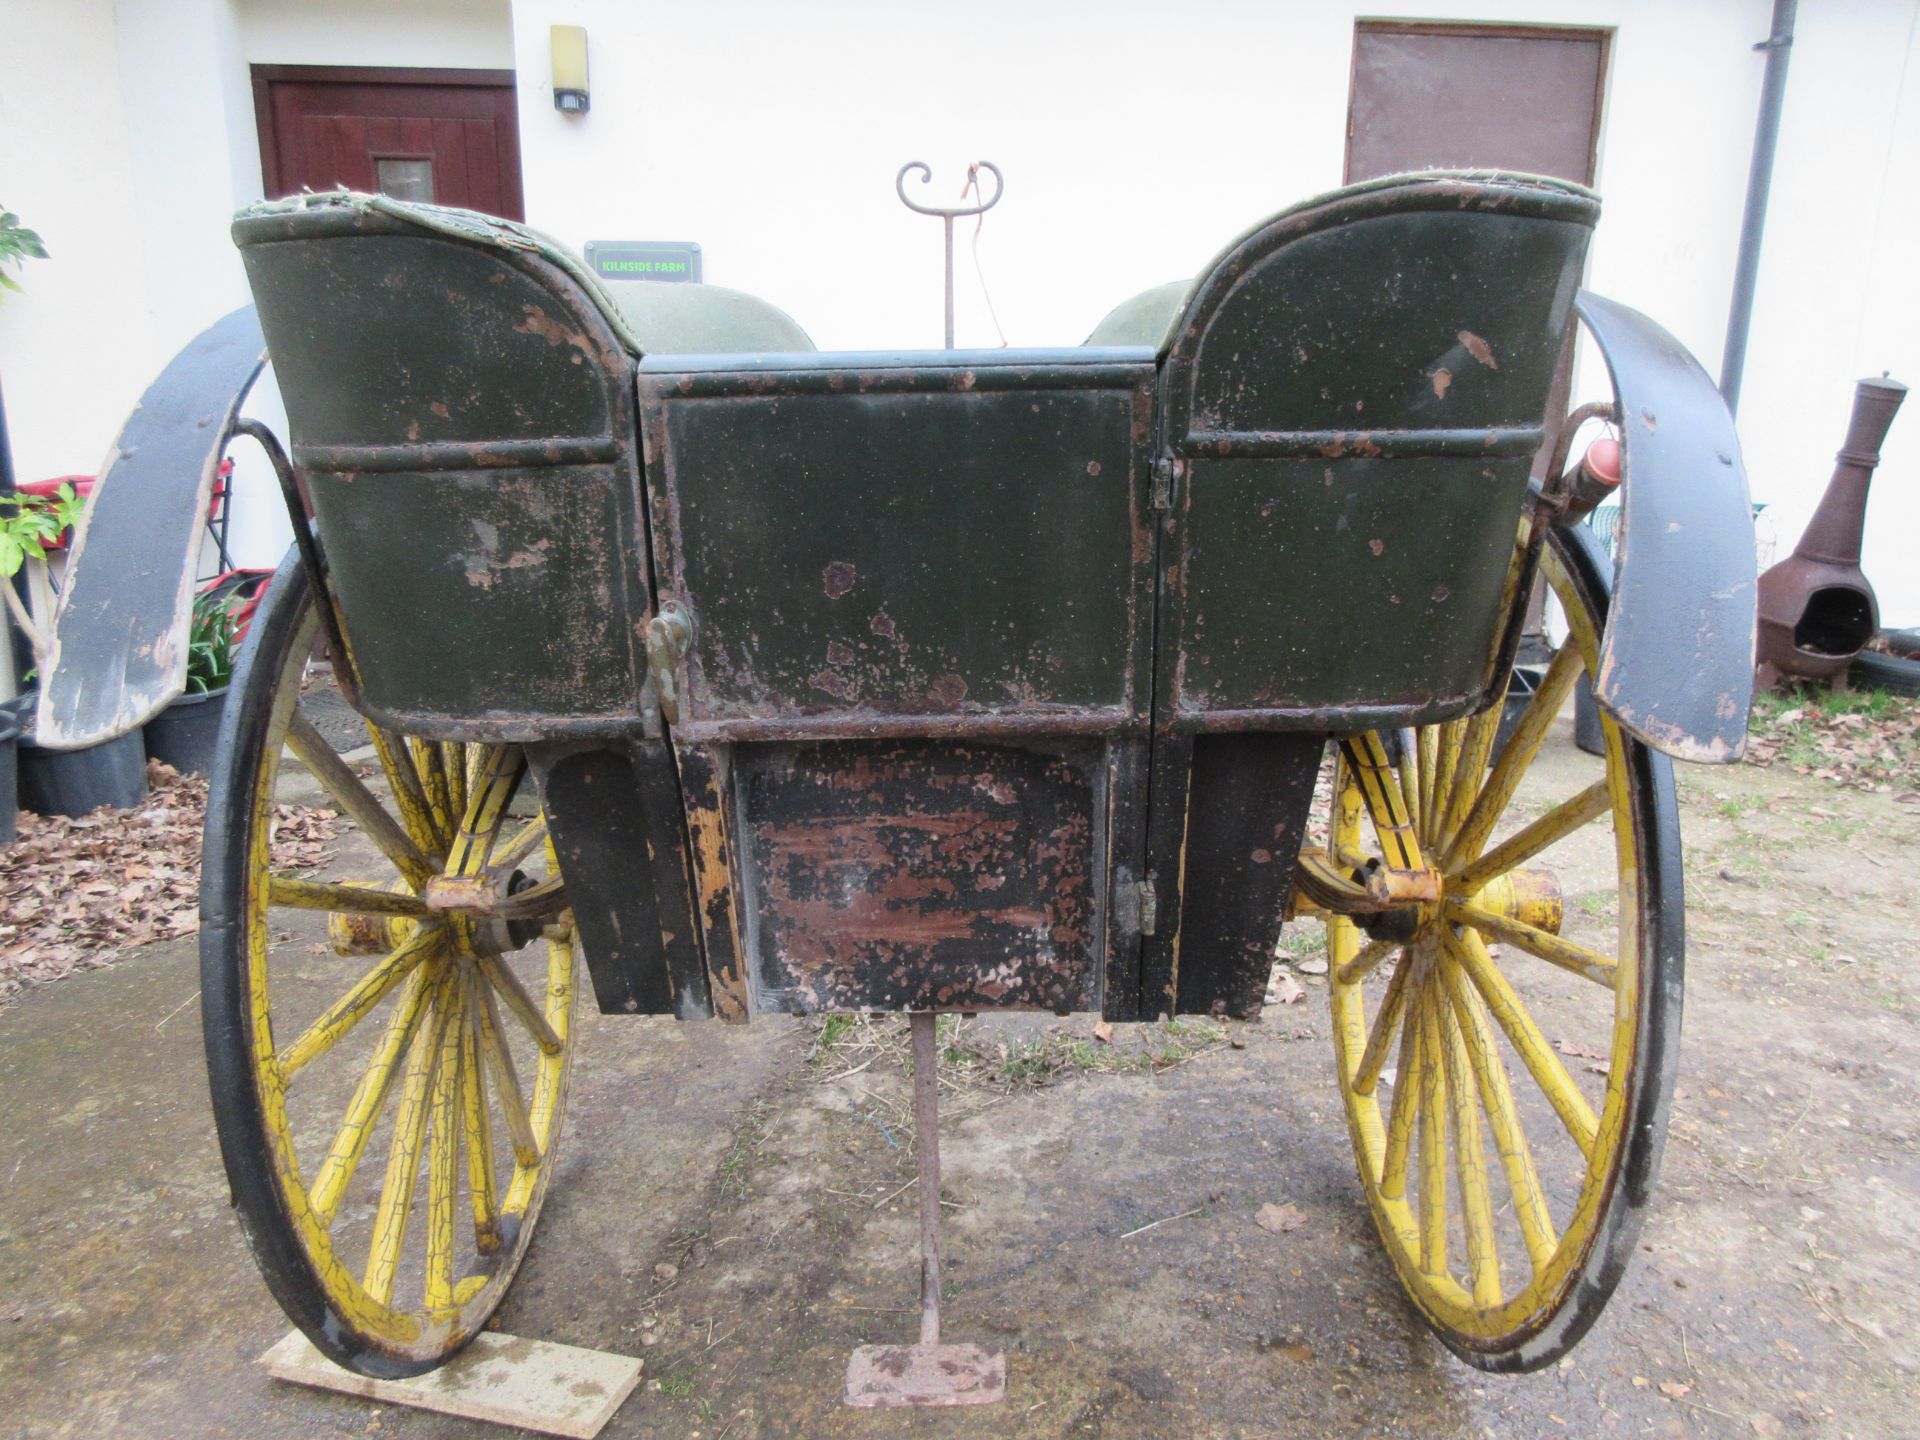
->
<box><xmin>0</xmin><ymin>697</ymin><xmax>19</xmax><ymax>846</ymax></box>
<box><xmin>17</xmin><ymin>695</ymin><xmax>149</xmax><ymax>817</ymax></box>
<box><xmin>145</xmin><ymin>687</ymin><xmax>230</xmax><ymax>777</ymax></box>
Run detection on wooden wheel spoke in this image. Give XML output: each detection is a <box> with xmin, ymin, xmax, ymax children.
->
<box><xmin>1428</xmin><ymin>719</ymin><xmax>1464</xmax><ymax>845</ymax></box>
<box><xmin>368</xmin><ymin>725</ymin><xmax>443</xmax><ymax>860</ymax></box>
<box><xmin>423</xmin><ymin>974</ymin><xmax>465</xmax><ymax>1311</ymax></box>
<box><xmin>1415</xmin><ymin>986</ymin><xmax>1450</xmax><ymax>1277</ymax></box>
<box><xmin>1444</xmin><ymin>928</ymin><xmax>1598</xmax><ymax>1159</ymax></box>
<box><xmin>1338</xmin><ymin>732</ymin><xmax>1426</xmax><ymax>871</ymax></box>
<box><xmin>443</xmin><ymin>746</ymin><xmax>526</xmax><ymax>878</ymax></box>
<box><xmin>364</xmin><ymin>970</ymin><xmax>456</xmax><ymax>1306</ymax></box>
<box><xmin>1353</xmin><ymin>948</ymin><xmax>1417</xmax><ymax>1095</ymax></box>
<box><xmin>1436</xmin><ymin>689</ymin><xmax>1508</xmax><ymax>859</ymax></box>
<box><xmin>1417</xmin><ymin>726</ymin><xmax>1437</xmax><ymax>836</ymax></box>
<box><xmin>307</xmin><ymin>965</ymin><xmax>434</xmax><ymax>1227</ymax></box>
<box><xmin>1334</xmin><ymin>937</ymin><xmax>1399</xmax><ymax>987</ymax></box>
<box><xmin>460</xmin><ymin>990</ymin><xmax>502</xmax><ymax>1256</ymax></box>
<box><xmin>408</xmin><ymin>737</ymin><xmax>456</xmax><ymax>852</ymax></box>
<box><xmin>1449</xmin><ymin>898</ymin><xmax>1617</xmax><ymax>989</ymax></box>
<box><xmin>286</xmin><ymin>710</ymin><xmax>436</xmax><ymax>889</ymax></box>
<box><xmin>1440</xmin><ymin>955</ymin><xmax>1558</xmax><ymax>1276</ymax></box>
<box><xmin>1394</xmin><ymin>728</ymin><xmax>1421</xmax><ymax>831</ymax></box>
<box><xmin>473</xmin><ymin>983</ymin><xmax>541</xmax><ymax>1168</ymax></box>
<box><xmin>488</xmin><ymin>816</ymin><xmax>550</xmax><ymax>877</ymax></box>
<box><xmin>277</xmin><ymin>926</ymin><xmax>443</xmax><ymax>1079</ymax></box>
<box><xmin>1439</xmin><ymin>983</ymin><xmax>1502</xmax><ymax>1306</ymax></box>
<box><xmin>441</xmin><ymin>742</ymin><xmax>470</xmax><ymax>833</ymax></box>
<box><xmin>267</xmin><ymin>875</ymin><xmax>433</xmax><ymax>919</ymax></box>
<box><xmin>1380</xmin><ymin>983</ymin><xmax>1426</xmax><ymax>1201</ymax></box>
<box><xmin>478</xmin><ymin>954</ymin><xmax>564</xmax><ymax>1055</ymax></box>
<box><xmin>1445</xmin><ymin>643</ymin><xmax>1584</xmax><ymax>870</ymax></box>
<box><xmin>1451</xmin><ymin>779</ymin><xmax>1611</xmax><ymax>898</ymax></box>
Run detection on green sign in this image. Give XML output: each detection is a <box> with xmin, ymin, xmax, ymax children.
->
<box><xmin>585</xmin><ymin>241</ymin><xmax>703</xmax><ymax>284</ymax></box>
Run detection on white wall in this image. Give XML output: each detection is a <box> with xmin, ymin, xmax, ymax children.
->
<box><xmin>3</xmin><ymin>0</ymin><xmax>1916</xmax><ymax>622</ymax></box>
<box><xmin>0</xmin><ymin>0</ymin><xmax>518</xmax><ymax>580</ymax></box>
<box><xmin>508</xmin><ymin>0</ymin><xmax>1920</xmax><ymax>621</ymax></box>
<box><xmin>1736</xmin><ymin>0</ymin><xmax>1920</xmax><ymax>633</ymax></box>
<box><xmin>239</xmin><ymin>0</ymin><xmax>514</xmax><ymax>69</ymax></box>
<box><xmin>0</xmin><ymin>0</ymin><xmax>157</xmax><ymax>485</ymax></box>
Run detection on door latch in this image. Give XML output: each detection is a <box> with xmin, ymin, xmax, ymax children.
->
<box><xmin>644</xmin><ymin>603</ymin><xmax>692</xmax><ymax>724</ymax></box>
<box><xmin>1150</xmin><ymin>457</ymin><xmax>1175</xmax><ymax>512</ymax></box>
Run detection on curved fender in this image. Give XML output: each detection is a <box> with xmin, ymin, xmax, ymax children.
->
<box><xmin>1575</xmin><ymin>292</ymin><xmax>1755</xmax><ymax>763</ymax></box>
<box><xmin>36</xmin><ymin>306</ymin><xmax>267</xmax><ymax>749</ymax></box>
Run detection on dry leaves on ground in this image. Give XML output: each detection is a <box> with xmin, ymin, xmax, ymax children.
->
<box><xmin>0</xmin><ymin>760</ymin><xmax>339</xmax><ymax>1009</ymax></box>
<box><xmin>1255</xmin><ymin>1201</ymin><xmax>1308</xmax><ymax>1235</ymax></box>
<box><xmin>1744</xmin><ymin>686</ymin><xmax>1920</xmax><ymax>796</ymax></box>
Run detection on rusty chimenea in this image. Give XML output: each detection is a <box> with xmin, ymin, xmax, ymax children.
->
<box><xmin>1755</xmin><ymin>376</ymin><xmax>1907</xmax><ymax>688</ymax></box>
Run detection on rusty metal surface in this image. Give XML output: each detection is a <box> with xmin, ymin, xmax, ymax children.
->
<box><xmin>233</xmin><ymin>205</ymin><xmax>655</xmax><ymax>742</ymax></box>
<box><xmin>843</xmin><ymin>1012</ymin><xmax>1006</xmax><ymax>1408</ymax></box>
<box><xmin>735</xmin><ymin>741</ymin><xmax>1099</xmax><ymax>1015</ymax></box>
<box><xmin>639</xmin><ymin>354</ymin><xmax>1156</xmax><ymax>740</ymax></box>
<box><xmin>1153</xmin><ymin>175</ymin><xmax>1598</xmax><ymax>729</ymax></box>
<box><xmin>1755</xmin><ymin>376</ymin><xmax>1904</xmax><ymax>686</ymax></box>
<box><xmin>1574</xmin><ymin>293</ymin><xmax>1755</xmax><ymax>761</ymax></box>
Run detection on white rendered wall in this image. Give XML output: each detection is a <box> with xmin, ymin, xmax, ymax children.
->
<box><xmin>238</xmin><ymin>0</ymin><xmax>514</xmax><ymax>69</ymax></box>
<box><xmin>508</xmin><ymin>0</ymin><xmax>1920</xmax><ymax>621</ymax></box>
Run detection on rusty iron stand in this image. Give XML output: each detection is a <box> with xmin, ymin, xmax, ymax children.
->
<box><xmin>843</xmin><ymin>1012</ymin><xmax>1006</xmax><ymax>1408</ymax></box>
<box><xmin>895</xmin><ymin>161</ymin><xmax>1003</xmax><ymax>349</ymax></box>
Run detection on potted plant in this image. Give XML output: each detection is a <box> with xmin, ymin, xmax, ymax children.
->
<box><xmin>143</xmin><ymin>589</ymin><xmax>238</xmax><ymax>776</ymax></box>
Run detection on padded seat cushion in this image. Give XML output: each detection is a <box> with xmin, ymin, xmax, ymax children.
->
<box><xmin>607</xmin><ymin>282</ymin><xmax>815</xmax><ymax>355</ymax></box>
<box><xmin>1083</xmin><ymin>279</ymin><xmax>1191</xmax><ymax>349</ymax></box>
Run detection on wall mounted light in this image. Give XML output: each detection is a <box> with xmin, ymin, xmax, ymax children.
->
<box><xmin>551</xmin><ymin>26</ymin><xmax>590</xmax><ymax>115</ymax></box>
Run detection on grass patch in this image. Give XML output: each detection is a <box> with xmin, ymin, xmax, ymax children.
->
<box><xmin>1746</xmin><ymin>684</ymin><xmax>1920</xmax><ymax>791</ymax></box>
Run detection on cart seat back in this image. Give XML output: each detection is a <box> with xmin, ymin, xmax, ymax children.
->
<box><xmin>1151</xmin><ymin>170</ymin><xmax>1600</xmax><ymax>728</ymax></box>
<box><xmin>231</xmin><ymin>193</ymin><xmax>810</xmax><ymax>740</ymax></box>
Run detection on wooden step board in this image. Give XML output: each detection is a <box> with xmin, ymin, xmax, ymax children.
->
<box><xmin>261</xmin><ymin>1331</ymin><xmax>643</xmax><ymax>1439</ymax></box>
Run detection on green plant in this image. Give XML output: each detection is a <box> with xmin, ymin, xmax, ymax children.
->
<box><xmin>186</xmin><ymin>591</ymin><xmax>239</xmax><ymax>693</ymax></box>
<box><xmin>0</xmin><ymin>208</ymin><xmax>48</xmax><ymax>295</ymax></box>
<box><xmin>0</xmin><ymin>481</ymin><xmax>86</xmax><ymax>662</ymax></box>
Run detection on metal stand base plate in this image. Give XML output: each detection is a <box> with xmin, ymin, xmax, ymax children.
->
<box><xmin>844</xmin><ymin>1342</ymin><xmax>1006</xmax><ymax>1408</ymax></box>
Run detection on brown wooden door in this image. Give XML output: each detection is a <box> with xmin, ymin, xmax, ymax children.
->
<box><xmin>1345</xmin><ymin>23</ymin><xmax>1608</xmax><ymax>185</ymax></box>
<box><xmin>253</xmin><ymin>65</ymin><xmax>524</xmax><ymax>220</ymax></box>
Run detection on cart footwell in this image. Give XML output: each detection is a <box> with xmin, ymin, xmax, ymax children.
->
<box><xmin>843</xmin><ymin>1012</ymin><xmax>1006</xmax><ymax>1408</ymax></box>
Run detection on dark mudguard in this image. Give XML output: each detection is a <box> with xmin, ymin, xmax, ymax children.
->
<box><xmin>1576</xmin><ymin>292</ymin><xmax>1755</xmax><ymax>763</ymax></box>
<box><xmin>37</xmin><ymin>307</ymin><xmax>267</xmax><ymax>747</ymax></box>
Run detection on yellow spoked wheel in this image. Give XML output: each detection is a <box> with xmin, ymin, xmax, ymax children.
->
<box><xmin>202</xmin><ymin>554</ymin><xmax>576</xmax><ymax>1378</ymax></box>
<box><xmin>1316</xmin><ymin>524</ymin><xmax>1681</xmax><ymax>1371</ymax></box>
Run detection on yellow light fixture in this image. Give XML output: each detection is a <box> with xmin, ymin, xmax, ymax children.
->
<box><xmin>551</xmin><ymin>25</ymin><xmax>589</xmax><ymax>115</ymax></box>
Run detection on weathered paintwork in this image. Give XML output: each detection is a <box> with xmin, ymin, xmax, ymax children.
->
<box><xmin>36</xmin><ymin>306</ymin><xmax>267</xmax><ymax>748</ymax></box>
<box><xmin>227</xmin><ymin>173</ymin><xmax>1744</xmax><ymax>1026</ymax></box>
<box><xmin>1575</xmin><ymin>294</ymin><xmax>1756</xmax><ymax>762</ymax></box>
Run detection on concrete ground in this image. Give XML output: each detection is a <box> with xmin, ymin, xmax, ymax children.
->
<box><xmin>2</xmin><ymin>719</ymin><xmax>1917</xmax><ymax>1439</ymax></box>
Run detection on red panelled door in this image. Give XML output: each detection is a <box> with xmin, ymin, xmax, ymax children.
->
<box><xmin>253</xmin><ymin>66</ymin><xmax>524</xmax><ymax>220</ymax></box>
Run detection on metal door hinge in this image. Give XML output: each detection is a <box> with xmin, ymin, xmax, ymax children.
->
<box><xmin>1150</xmin><ymin>457</ymin><xmax>1175</xmax><ymax>512</ymax></box>
<box><xmin>644</xmin><ymin>603</ymin><xmax>692</xmax><ymax>725</ymax></box>
<box><xmin>1121</xmin><ymin>875</ymin><xmax>1152</xmax><ymax>940</ymax></box>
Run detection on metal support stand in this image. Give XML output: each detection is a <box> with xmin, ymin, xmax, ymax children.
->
<box><xmin>843</xmin><ymin>1012</ymin><xmax>1006</xmax><ymax>1408</ymax></box>
<box><xmin>895</xmin><ymin>162</ymin><xmax>1003</xmax><ymax>350</ymax></box>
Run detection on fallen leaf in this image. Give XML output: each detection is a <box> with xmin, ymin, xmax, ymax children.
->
<box><xmin>1659</xmin><ymin>1381</ymin><xmax>1692</xmax><ymax>1399</ymax></box>
<box><xmin>1255</xmin><ymin>1202</ymin><xmax>1308</xmax><ymax>1235</ymax></box>
<box><xmin>1295</xmin><ymin>957</ymin><xmax>1329</xmax><ymax>976</ymax></box>
<box><xmin>1092</xmin><ymin>1020</ymin><xmax>1114</xmax><ymax>1044</ymax></box>
<box><xmin>1270</xmin><ymin>973</ymin><xmax>1306</xmax><ymax>1006</ymax></box>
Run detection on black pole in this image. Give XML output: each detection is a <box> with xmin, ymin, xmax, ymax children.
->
<box><xmin>1720</xmin><ymin>0</ymin><xmax>1797</xmax><ymax>415</ymax></box>
<box><xmin>0</xmin><ymin>377</ymin><xmax>35</xmax><ymax>689</ymax></box>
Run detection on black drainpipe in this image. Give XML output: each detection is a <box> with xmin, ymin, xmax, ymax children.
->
<box><xmin>1720</xmin><ymin>0</ymin><xmax>1798</xmax><ymax>415</ymax></box>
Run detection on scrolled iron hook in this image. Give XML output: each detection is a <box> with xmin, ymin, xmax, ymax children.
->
<box><xmin>895</xmin><ymin>160</ymin><xmax>1004</xmax><ymax>219</ymax></box>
